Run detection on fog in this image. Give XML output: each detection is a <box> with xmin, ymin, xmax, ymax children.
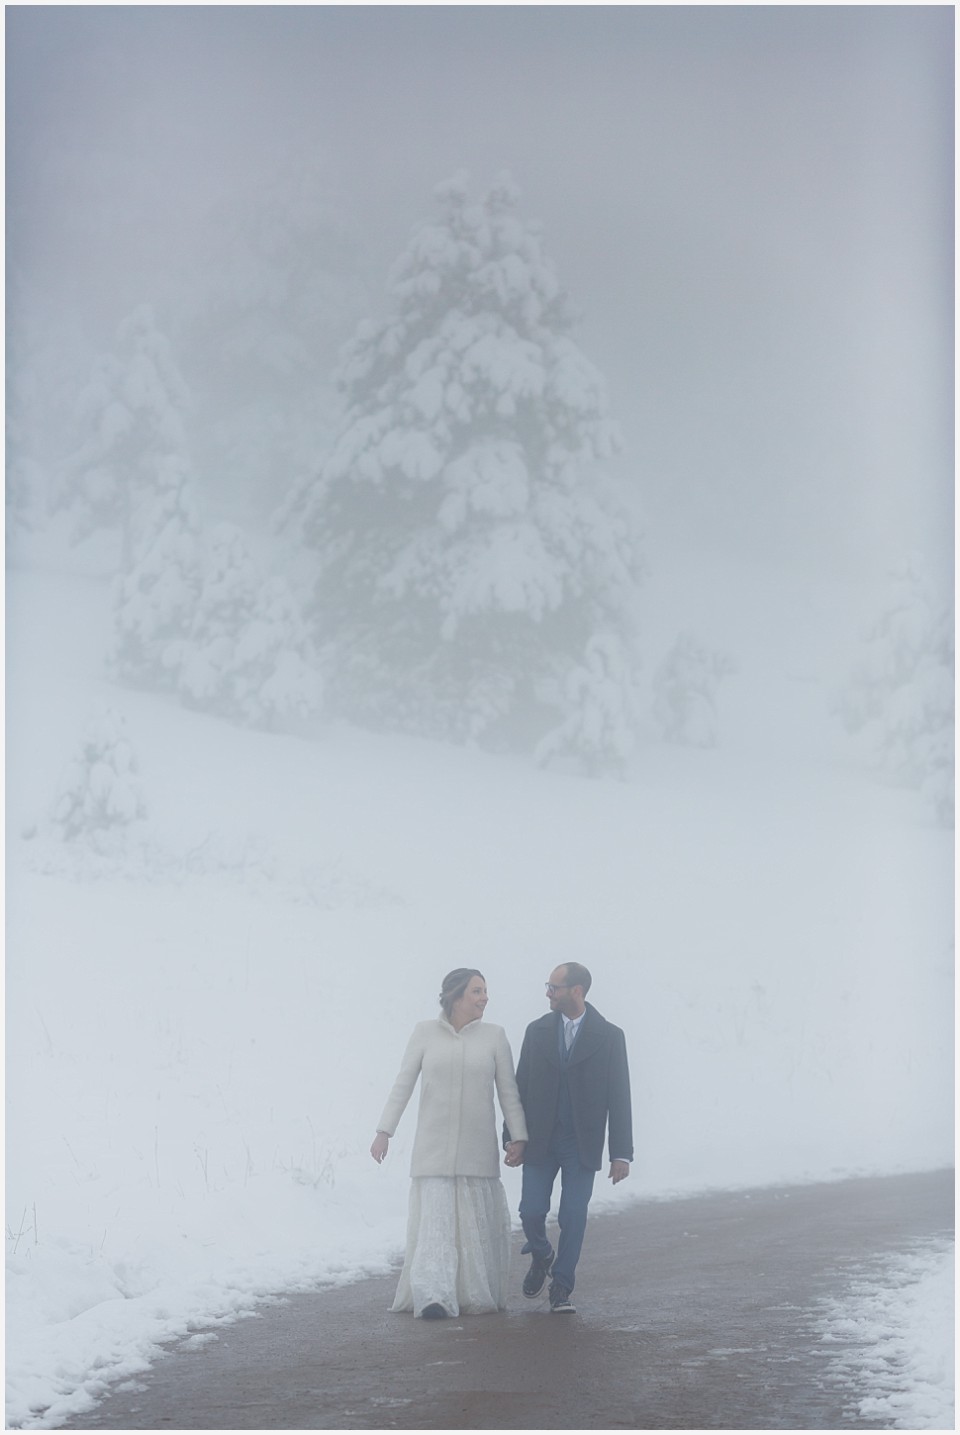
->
<box><xmin>5</xmin><ymin>8</ymin><xmax>954</xmax><ymax>1427</ymax></box>
<box><xmin>7</xmin><ymin>5</ymin><xmax>953</xmax><ymax>575</ymax></box>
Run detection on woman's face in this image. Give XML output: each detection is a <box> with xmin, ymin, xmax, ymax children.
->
<box><xmin>453</xmin><ymin>976</ymin><xmax>488</xmax><ymax>1023</ymax></box>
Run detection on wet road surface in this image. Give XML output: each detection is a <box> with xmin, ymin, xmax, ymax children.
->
<box><xmin>64</xmin><ymin>1168</ymin><xmax>953</xmax><ymax>1430</ymax></box>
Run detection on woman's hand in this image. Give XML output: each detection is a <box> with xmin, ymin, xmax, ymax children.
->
<box><xmin>503</xmin><ymin>1140</ymin><xmax>527</xmax><ymax>1167</ymax></box>
<box><xmin>370</xmin><ymin>1132</ymin><xmax>390</xmax><ymax>1164</ymax></box>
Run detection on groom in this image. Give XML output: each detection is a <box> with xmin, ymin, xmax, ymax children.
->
<box><xmin>507</xmin><ymin>963</ymin><xmax>633</xmax><ymax>1313</ymax></box>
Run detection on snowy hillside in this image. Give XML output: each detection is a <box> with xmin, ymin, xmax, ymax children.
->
<box><xmin>5</xmin><ymin>554</ymin><xmax>953</xmax><ymax>1428</ymax></box>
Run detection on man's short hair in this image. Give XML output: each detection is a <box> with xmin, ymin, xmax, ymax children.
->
<box><xmin>562</xmin><ymin>962</ymin><xmax>592</xmax><ymax>995</ymax></box>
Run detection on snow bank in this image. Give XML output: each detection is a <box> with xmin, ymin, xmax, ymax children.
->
<box><xmin>818</xmin><ymin>1242</ymin><xmax>955</xmax><ymax>1429</ymax></box>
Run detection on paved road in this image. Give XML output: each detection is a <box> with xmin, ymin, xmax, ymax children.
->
<box><xmin>65</xmin><ymin>1169</ymin><xmax>953</xmax><ymax>1430</ymax></box>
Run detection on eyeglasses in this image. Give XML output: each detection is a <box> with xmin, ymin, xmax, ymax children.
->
<box><xmin>545</xmin><ymin>983</ymin><xmax>571</xmax><ymax>995</ymax></box>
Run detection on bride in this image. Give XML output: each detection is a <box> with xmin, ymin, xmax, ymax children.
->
<box><xmin>370</xmin><ymin>968</ymin><xmax>528</xmax><ymax>1319</ymax></box>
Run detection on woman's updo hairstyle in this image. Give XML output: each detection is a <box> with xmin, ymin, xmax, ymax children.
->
<box><xmin>439</xmin><ymin>968</ymin><xmax>485</xmax><ymax>1018</ymax></box>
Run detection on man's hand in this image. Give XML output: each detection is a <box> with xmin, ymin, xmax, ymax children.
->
<box><xmin>609</xmin><ymin>1159</ymin><xmax>630</xmax><ymax>1184</ymax></box>
<box><xmin>504</xmin><ymin>1140</ymin><xmax>527</xmax><ymax>1167</ymax></box>
<box><xmin>370</xmin><ymin>1132</ymin><xmax>390</xmax><ymax>1164</ymax></box>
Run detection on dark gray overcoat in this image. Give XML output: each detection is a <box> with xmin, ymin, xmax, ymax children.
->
<box><xmin>506</xmin><ymin>1003</ymin><xmax>634</xmax><ymax>1171</ymax></box>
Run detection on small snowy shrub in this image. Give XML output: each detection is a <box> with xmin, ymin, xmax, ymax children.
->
<box><xmin>652</xmin><ymin>632</ymin><xmax>735</xmax><ymax>748</ymax></box>
<box><xmin>167</xmin><ymin>523</ymin><xmax>321</xmax><ymax>730</ymax></box>
<box><xmin>836</xmin><ymin>557</ymin><xmax>953</xmax><ymax>824</ymax></box>
<box><xmin>51</xmin><ymin>710</ymin><xmax>146</xmax><ymax>848</ymax></box>
<box><xmin>535</xmin><ymin>634</ymin><xmax>639</xmax><ymax>777</ymax></box>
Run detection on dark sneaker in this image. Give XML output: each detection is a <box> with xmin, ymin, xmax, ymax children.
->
<box><xmin>548</xmin><ymin>1281</ymin><xmax>576</xmax><ymax>1313</ymax></box>
<box><xmin>522</xmin><ymin>1246</ymin><xmax>555</xmax><ymax>1298</ymax></box>
<box><xmin>421</xmin><ymin>1303</ymin><xmax>449</xmax><ymax>1319</ymax></box>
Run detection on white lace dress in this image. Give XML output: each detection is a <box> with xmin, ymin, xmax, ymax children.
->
<box><xmin>390</xmin><ymin>1175</ymin><xmax>512</xmax><ymax>1317</ymax></box>
<box><xmin>376</xmin><ymin>1018</ymin><xmax>528</xmax><ymax>1318</ymax></box>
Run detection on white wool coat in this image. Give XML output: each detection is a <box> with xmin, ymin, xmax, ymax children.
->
<box><xmin>377</xmin><ymin>1018</ymin><xmax>529</xmax><ymax>1178</ymax></box>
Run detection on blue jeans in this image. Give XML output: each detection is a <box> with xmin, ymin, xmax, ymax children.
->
<box><xmin>519</xmin><ymin>1131</ymin><xmax>597</xmax><ymax>1294</ymax></box>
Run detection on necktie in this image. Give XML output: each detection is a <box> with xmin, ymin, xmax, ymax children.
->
<box><xmin>565</xmin><ymin>1020</ymin><xmax>576</xmax><ymax>1051</ymax></box>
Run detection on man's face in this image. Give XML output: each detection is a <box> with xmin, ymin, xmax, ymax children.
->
<box><xmin>546</xmin><ymin>966</ymin><xmax>580</xmax><ymax>1016</ymax></box>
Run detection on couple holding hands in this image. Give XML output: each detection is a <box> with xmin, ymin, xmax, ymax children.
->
<box><xmin>370</xmin><ymin>963</ymin><xmax>633</xmax><ymax>1318</ymax></box>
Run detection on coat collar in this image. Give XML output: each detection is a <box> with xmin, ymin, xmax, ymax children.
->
<box><xmin>438</xmin><ymin>1016</ymin><xmax>482</xmax><ymax>1037</ymax></box>
<box><xmin>533</xmin><ymin>1003</ymin><xmax>604</xmax><ymax>1066</ymax></box>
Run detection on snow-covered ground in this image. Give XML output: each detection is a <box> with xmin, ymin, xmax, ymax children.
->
<box><xmin>818</xmin><ymin>1241</ymin><xmax>955</xmax><ymax>1429</ymax></box>
<box><xmin>5</xmin><ymin>556</ymin><xmax>954</xmax><ymax>1429</ymax></box>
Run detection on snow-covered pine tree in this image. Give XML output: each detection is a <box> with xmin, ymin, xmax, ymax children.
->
<box><xmin>53</xmin><ymin>305</ymin><xmax>192</xmax><ymax>564</ymax></box>
<box><xmin>6</xmin><ymin>358</ymin><xmax>46</xmax><ymax>541</ymax></box>
<box><xmin>52</xmin><ymin>709</ymin><xmax>147</xmax><ymax>848</ymax></box>
<box><xmin>109</xmin><ymin>450</ymin><xmax>202</xmax><ymax>687</ymax></box>
<box><xmin>837</xmin><ymin>556</ymin><xmax>954</xmax><ymax>824</ymax></box>
<box><xmin>534</xmin><ymin>634</ymin><xmax>638</xmax><ymax>777</ymax></box>
<box><xmin>167</xmin><ymin>523</ymin><xmax>321</xmax><ymax>730</ymax></box>
<box><xmin>6</xmin><ymin>288</ymin><xmax>46</xmax><ymax>541</ymax></box>
<box><xmin>652</xmin><ymin>631</ymin><xmax>735</xmax><ymax>748</ymax></box>
<box><xmin>164</xmin><ymin>521</ymin><xmax>260</xmax><ymax>706</ymax></box>
<box><xmin>283</xmin><ymin>172</ymin><xmax>643</xmax><ymax>749</ymax></box>
<box><xmin>6</xmin><ymin>279</ymin><xmax>91</xmax><ymax>547</ymax></box>
<box><xmin>229</xmin><ymin>576</ymin><xmax>322</xmax><ymax>730</ymax></box>
<box><xmin>85</xmin><ymin>307</ymin><xmax>204</xmax><ymax>686</ymax></box>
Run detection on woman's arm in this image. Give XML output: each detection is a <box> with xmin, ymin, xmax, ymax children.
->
<box><xmin>373</xmin><ymin>1025</ymin><xmax>425</xmax><ymax>1149</ymax></box>
<box><xmin>494</xmin><ymin>1027</ymin><xmax>529</xmax><ymax>1144</ymax></box>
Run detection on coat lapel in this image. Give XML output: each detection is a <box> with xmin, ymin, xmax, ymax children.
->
<box><xmin>566</xmin><ymin>1003</ymin><xmax>604</xmax><ymax>1065</ymax></box>
<box><xmin>535</xmin><ymin>1012</ymin><xmax>563</xmax><ymax>1067</ymax></box>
